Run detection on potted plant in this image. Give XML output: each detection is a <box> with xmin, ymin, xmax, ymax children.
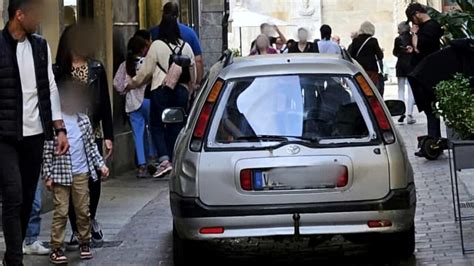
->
<box><xmin>434</xmin><ymin>73</ymin><xmax>474</xmax><ymax>141</ymax></box>
<box><xmin>426</xmin><ymin>0</ymin><xmax>474</xmax><ymax>45</ymax></box>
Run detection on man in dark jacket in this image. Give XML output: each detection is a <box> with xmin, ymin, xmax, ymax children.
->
<box><xmin>405</xmin><ymin>3</ymin><xmax>444</xmax><ymax>142</ymax></box>
<box><xmin>0</xmin><ymin>0</ymin><xmax>69</xmax><ymax>264</ymax></box>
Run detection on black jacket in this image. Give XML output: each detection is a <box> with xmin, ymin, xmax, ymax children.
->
<box><xmin>408</xmin><ymin>39</ymin><xmax>474</xmax><ymax>113</ymax></box>
<box><xmin>288</xmin><ymin>42</ymin><xmax>319</xmax><ymax>53</ymax></box>
<box><xmin>0</xmin><ymin>25</ymin><xmax>53</xmax><ymax>140</ymax></box>
<box><xmin>349</xmin><ymin>34</ymin><xmax>384</xmax><ymax>72</ymax></box>
<box><xmin>87</xmin><ymin>60</ymin><xmax>114</xmax><ymax>141</ymax></box>
<box><xmin>393</xmin><ymin>32</ymin><xmax>414</xmax><ymax>77</ymax></box>
<box><xmin>412</xmin><ymin>19</ymin><xmax>444</xmax><ymax>67</ymax></box>
<box><xmin>54</xmin><ymin>60</ymin><xmax>114</xmax><ymax>141</ymax></box>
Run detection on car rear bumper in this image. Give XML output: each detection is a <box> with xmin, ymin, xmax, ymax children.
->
<box><xmin>172</xmin><ymin>184</ymin><xmax>416</xmax><ymax>240</ymax></box>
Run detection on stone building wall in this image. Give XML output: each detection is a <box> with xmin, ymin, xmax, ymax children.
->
<box><xmin>200</xmin><ymin>0</ymin><xmax>226</xmax><ymax>69</ymax></box>
<box><xmin>229</xmin><ymin>0</ymin><xmax>443</xmax><ymax>61</ymax></box>
<box><xmin>1</xmin><ymin>0</ymin><xmax>7</xmax><ymax>28</ymax></box>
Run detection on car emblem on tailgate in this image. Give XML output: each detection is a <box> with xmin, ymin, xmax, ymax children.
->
<box><xmin>287</xmin><ymin>145</ymin><xmax>301</xmax><ymax>155</ymax></box>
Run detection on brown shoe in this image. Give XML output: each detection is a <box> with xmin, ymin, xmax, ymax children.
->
<box><xmin>80</xmin><ymin>243</ymin><xmax>93</xmax><ymax>260</ymax></box>
<box><xmin>50</xmin><ymin>248</ymin><xmax>68</xmax><ymax>264</ymax></box>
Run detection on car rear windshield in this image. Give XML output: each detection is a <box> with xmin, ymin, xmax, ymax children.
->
<box><xmin>207</xmin><ymin>75</ymin><xmax>377</xmax><ymax>149</ymax></box>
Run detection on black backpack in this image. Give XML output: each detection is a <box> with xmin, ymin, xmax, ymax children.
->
<box><xmin>157</xmin><ymin>41</ymin><xmax>192</xmax><ymax>85</ymax></box>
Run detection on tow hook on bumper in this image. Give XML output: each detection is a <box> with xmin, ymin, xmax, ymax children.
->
<box><xmin>293</xmin><ymin>213</ymin><xmax>301</xmax><ymax>236</ymax></box>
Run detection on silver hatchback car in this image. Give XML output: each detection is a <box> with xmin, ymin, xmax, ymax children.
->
<box><xmin>164</xmin><ymin>52</ymin><xmax>416</xmax><ymax>265</ymax></box>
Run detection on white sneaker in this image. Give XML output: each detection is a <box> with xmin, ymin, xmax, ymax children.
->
<box><xmin>407</xmin><ymin>115</ymin><xmax>417</xmax><ymax>125</ymax></box>
<box><xmin>23</xmin><ymin>240</ymin><xmax>50</xmax><ymax>255</ymax></box>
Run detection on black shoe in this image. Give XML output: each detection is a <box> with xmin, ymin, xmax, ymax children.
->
<box><xmin>147</xmin><ymin>163</ymin><xmax>158</xmax><ymax>176</ymax></box>
<box><xmin>66</xmin><ymin>232</ymin><xmax>80</xmax><ymax>251</ymax></box>
<box><xmin>91</xmin><ymin>219</ymin><xmax>104</xmax><ymax>244</ymax></box>
<box><xmin>398</xmin><ymin>115</ymin><xmax>406</xmax><ymax>123</ymax></box>
<box><xmin>414</xmin><ymin>150</ymin><xmax>424</xmax><ymax>157</ymax></box>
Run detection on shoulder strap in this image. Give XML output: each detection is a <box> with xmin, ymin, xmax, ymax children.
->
<box><xmin>178</xmin><ymin>41</ymin><xmax>186</xmax><ymax>55</ymax></box>
<box><xmin>164</xmin><ymin>41</ymin><xmax>185</xmax><ymax>55</ymax></box>
<box><xmin>356</xmin><ymin>37</ymin><xmax>373</xmax><ymax>58</ymax></box>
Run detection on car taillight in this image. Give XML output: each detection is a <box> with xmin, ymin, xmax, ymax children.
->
<box><xmin>193</xmin><ymin>103</ymin><xmax>213</xmax><ymax>138</ymax></box>
<box><xmin>200</xmin><ymin>227</ymin><xmax>225</xmax><ymax>234</ymax></box>
<box><xmin>367</xmin><ymin>220</ymin><xmax>392</xmax><ymax>228</ymax></box>
<box><xmin>355</xmin><ymin>74</ymin><xmax>395</xmax><ymax>144</ymax></box>
<box><xmin>336</xmin><ymin>167</ymin><xmax>348</xmax><ymax>188</ymax></box>
<box><xmin>240</xmin><ymin>169</ymin><xmax>253</xmax><ymax>191</ymax></box>
<box><xmin>190</xmin><ymin>79</ymin><xmax>225</xmax><ymax>152</ymax></box>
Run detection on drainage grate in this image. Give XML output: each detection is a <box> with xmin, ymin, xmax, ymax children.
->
<box><xmin>42</xmin><ymin>241</ymin><xmax>123</xmax><ymax>249</ymax></box>
<box><xmin>460</xmin><ymin>202</ymin><xmax>474</xmax><ymax>208</ymax></box>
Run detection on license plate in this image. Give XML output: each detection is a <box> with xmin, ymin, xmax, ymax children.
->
<box><xmin>252</xmin><ymin>165</ymin><xmax>346</xmax><ymax>191</ymax></box>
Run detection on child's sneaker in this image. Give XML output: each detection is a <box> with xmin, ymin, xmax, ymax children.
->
<box><xmin>80</xmin><ymin>243</ymin><xmax>93</xmax><ymax>260</ymax></box>
<box><xmin>50</xmin><ymin>248</ymin><xmax>68</xmax><ymax>264</ymax></box>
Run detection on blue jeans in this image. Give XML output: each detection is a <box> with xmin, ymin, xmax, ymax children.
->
<box><xmin>24</xmin><ymin>179</ymin><xmax>42</xmax><ymax>245</ymax></box>
<box><xmin>149</xmin><ymin>85</ymin><xmax>189</xmax><ymax>162</ymax></box>
<box><xmin>129</xmin><ymin>99</ymin><xmax>157</xmax><ymax>166</ymax></box>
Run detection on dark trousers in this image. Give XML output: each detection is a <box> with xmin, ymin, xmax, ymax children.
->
<box><xmin>69</xmin><ymin>139</ymin><xmax>102</xmax><ymax>233</ymax></box>
<box><xmin>425</xmin><ymin>109</ymin><xmax>442</xmax><ymax>138</ymax></box>
<box><xmin>0</xmin><ymin>134</ymin><xmax>45</xmax><ymax>265</ymax></box>
<box><xmin>149</xmin><ymin>85</ymin><xmax>189</xmax><ymax>162</ymax></box>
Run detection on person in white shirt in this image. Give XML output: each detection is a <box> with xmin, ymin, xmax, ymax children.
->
<box><xmin>0</xmin><ymin>0</ymin><xmax>69</xmax><ymax>265</ymax></box>
<box><xmin>318</xmin><ymin>24</ymin><xmax>342</xmax><ymax>55</ymax></box>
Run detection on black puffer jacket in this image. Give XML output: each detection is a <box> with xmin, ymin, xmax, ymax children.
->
<box><xmin>0</xmin><ymin>25</ymin><xmax>54</xmax><ymax>140</ymax></box>
<box><xmin>393</xmin><ymin>32</ymin><xmax>414</xmax><ymax>77</ymax></box>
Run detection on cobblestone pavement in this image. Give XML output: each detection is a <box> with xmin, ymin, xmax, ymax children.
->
<box><xmin>3</xmin><ymin>86</ymin><xmax>474</xmax><ymax>265</ymax></box>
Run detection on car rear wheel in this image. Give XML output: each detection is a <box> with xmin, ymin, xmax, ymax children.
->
<box><xmin>371</xmin><ymin>225</ymin><xmax>415</xmax><ymax>258</ymax></box>
<box><xmin>173</xmin><ymin>224</ymin><xmax>200</xmax><ymax>266</ymax></box>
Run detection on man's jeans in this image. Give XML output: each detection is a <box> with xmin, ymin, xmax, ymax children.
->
<box><xmin>24</xmin><ymin>180</ymin><xmax>43</xmax><ymax>245</ymax></box>
<box><xmin>0</xmin><ymin>134</ymin><xmax>45</xmax><ymax>265</ymax></box>
<box><xmin>149</xmin><ymin>85</ymin><xmax>189</xmax><ymax>163</ymax></box>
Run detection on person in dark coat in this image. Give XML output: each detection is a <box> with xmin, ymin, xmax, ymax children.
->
<box><xmin>288</xmin><ymin>28</ymin><xmax>319</xmax><ymax>53</ymax></box>
<box><xmin>348</xmin><ymin>21</ymin><xmax>384</xmax><ymax>92</ymax></box>
<box><xmin>405</xmin><ymin>3</ymin><xmax>444</xmax><ymax>144</ymax></box>
<box><xmin>408</xmin><ymin>39</ymin><xmax>474</xmax><ymax>121</ymax></box>
<box><xmin>393</xmin><ymin>22</ymin><xmax>416</xmax><ymax>124</ymax></box>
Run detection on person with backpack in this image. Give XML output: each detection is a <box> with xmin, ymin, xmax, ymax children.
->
<box><xmin>348</xmin><ymin>21</ymin><xmax>384</xmax><ymax>92</ymax></box>
<box><xmin>128</xmin><ymin>14</ymin><xmax>196</xmax><ymax>178</ymax></box>
<box><xmin>114</xmin><ymin>35</ymin><xmax>157</xmax><ymax>178</ymax></box>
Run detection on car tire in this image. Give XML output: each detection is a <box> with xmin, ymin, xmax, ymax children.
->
<box><xmin>173</xmin><ymin>224</ymin><xmax>199</xmax><ymax>266</ymax></box>
<box><xmin>371</xmin><ymin>225</ymin><xmax>415</xmax><ymax>258</ymax></box>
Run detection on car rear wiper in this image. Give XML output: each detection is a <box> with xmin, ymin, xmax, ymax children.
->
<box><xmin>286</xmin><ymin>136</ymin><xmax>321</xmax><ymax>143</ymax></box>
<box><xmin>236</xmin><ymin>135</ymin><xmax>320</xmax><ymax>144</ymax></box>
<box><xmin>236</xmin><ymin>135</ymin><xmax>289</xmax><ymax>142</ymax></box>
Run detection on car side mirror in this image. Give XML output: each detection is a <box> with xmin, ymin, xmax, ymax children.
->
<box><xmin>162</xmin><ymin>108</ymin><xmax>186</xmax><ymax>123</ymax></box>
<box><xmin>385</xmin><ymin>100</ymin><xmax>406</xmax><ymax>117</ymax></box>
